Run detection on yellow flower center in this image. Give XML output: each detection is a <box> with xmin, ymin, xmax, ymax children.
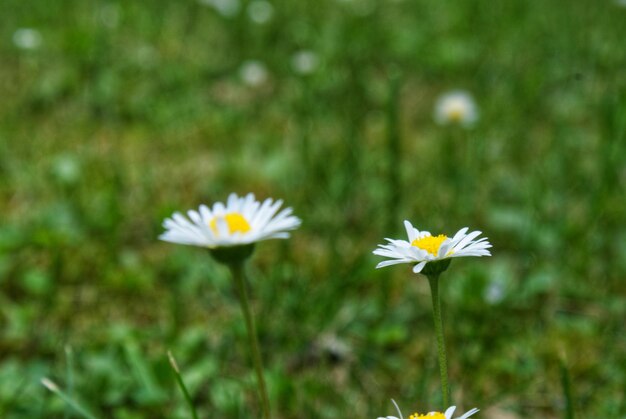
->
<box><xmin>411</xmin><ymin>234</ymin><xmax>447</xmax><ymax>256</ymax></box>
<box><xmin>448</xmin><ymin>106</ymin><xmax>465</xmax><ymax>121</ymax></box>
<box><xmin>409</xmin><ymin>413</ymin><xmax>446</xmax><ymax>419</ymax></box>
<box><xmin>209</xmin><ymin>213</ymin><xmax>251</xmax><ymax>235</ymax></box>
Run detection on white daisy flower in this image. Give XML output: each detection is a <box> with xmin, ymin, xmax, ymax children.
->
<box><xmin>373</xmin><ymin>221</ymin><xmax>492</xmax><ymax>274</ymax></box>
<box><xmin>291</xmin><ymin>50</ymin><xmax>319</xmax><ymax>75</ymax></box>
<box><xmin>434</xmin><ymin>90</ymin><xmax>479</xmax><ymax>128</ymax></box>
<box><xmin>239</xmin><ymin>60</ymin><xmax>269</xmax><ymax>87</ymax></box>
<box><xmin>13</xmin><ymin>28</ymin><xmax>42</xmax><ymax>50</ymax></box>
<box><xmin>378</xmin><ymin>400</ymin><xmax>479</xmax><ymax>419</ymax></box>
<box><xmin>247</xmin><ymin>0</ymin><xmax>274</xmax><ymax>24</ymax></box>
<box><xmin>199</xmin><ymin>0</ymin><xmax>241</xmax><ymax>17</ymax></box>
<box><xmin>98</xmin><ymin>3</ymin><xmax>121</xmax><ymax>28</ymax></box>
<box><xmin>160</xmin><ymin>193</ymin><xmax>301</xmax><ymax>249</ymax></box>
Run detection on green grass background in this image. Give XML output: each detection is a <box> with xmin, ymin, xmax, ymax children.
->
<box><xmin>1</xmin><ymin>0</ymin><xmax>625</xmax><ymax>417</ymax></box>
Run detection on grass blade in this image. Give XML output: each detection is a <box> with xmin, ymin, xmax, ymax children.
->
<box><xmin>41</xmin><ymin>378</ymin><xmax>98</xmax><ymax>419</ymax></box>
<box><xmin>560</xmin><ymin>358</ymin><xmax>575</xmax><ymax>419</ymax></box>
<box><xmin>168</xmin><ymin>351</ymin><xmax>199</xmax><ymax>419</ymax></box>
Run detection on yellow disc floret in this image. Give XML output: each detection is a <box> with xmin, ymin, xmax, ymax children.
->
<box><xmin>448</xmin><ymin>106</ymin><xmax>465</xmax><ymax>122</ymax></box>
<box><xmin>411</xmin><ymin>234</ymin><xmax>448</xmax><ymax>256</ymax></box>
<box><xmin>409</xmin><ymin>412</ymin><xmax>446</xmax><ymax>419</ymax></box>
<box><xmin>210</xmin><ymin>213</ymin><xmax>251</xmax><ymax>235</ymax></box>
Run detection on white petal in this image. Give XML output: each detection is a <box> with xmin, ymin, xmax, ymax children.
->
<box><xmin>404</xmin><ymin>220</ymin><xmax>418</xmax><ymax>242</ymax></box>
<box><xmin>451</xmin><ymin>227</ymin><xmax>469</xmax><ymax>242</ymax></box>
<box><xmin>412</xmin><ymin>261</ymin><xmax>427</xmax><ymax>273</ymax></box>
<box><xmin>452</xmin><ymin>230</ymin><xmax>483</xmax><ymax>251</ymax></box>
<box><xmin>199</xmin><ymin>204</ymin><xmax>212</xmax><ymax>222</ymax></box>
<box><xmin>212</xmin><ymin>201</ymin><xmax>226</xmax><ymax>215</ymax></box>
<box><xmin>227</xmin><ymin>193</ymin><xmax>239</xmax><ymax>211</ymax></box>
<box><xmin>444</xmin><ymin>406</ymin><xmax>456</xmax><ymax>419</ymax></box>
<box><xmin>376</xmin><ymin>259</ymin><xmax>413</xmax><ymax>269</ymax></box>
<box><xmin>216</xmin><ymin>217</ymin><xmax>230</xmax><ymax>238</ymax></box>
<box><xmin>438</xmin><ymin>239</ymin><xmax>453</xmax><ymax>258</ymax></box>
<box><xmin>458</xmin><ymin>408</ymin><xmax>480</xmax><ymax>419</ymax></box>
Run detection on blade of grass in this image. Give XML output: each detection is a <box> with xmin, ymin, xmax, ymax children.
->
<box><xmin>560</xmin><ymin>358</ymin><xmax>575</xmax><ymax>419</ymax></box>
<box><xmin>41</xmin><ymin>378</ymin><xmax>98</xmax><ymax>419</ymax></box>
<box><xmin>124</xmin><ymin>339</ymin><xmax>164</xmax><ymax>402</ymax></box>
<box><xmin>64</xmin><ymin>345</ymin><xmax>75</xmax><ymax>419</ymax></box>
<box><xmin>167</xmin><ymin>351</ymin><xmax>199</xmax><ymax>419</ymax></box>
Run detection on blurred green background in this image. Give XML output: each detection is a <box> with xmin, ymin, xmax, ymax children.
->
<box><xmin>1</xmin><ymin>0</ymin><xmax>625</xmax><ymax>417</ymax></box>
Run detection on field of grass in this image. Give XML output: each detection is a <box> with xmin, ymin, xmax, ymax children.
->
<box><xmin>1</xmin><ymin>0</ymin><xmax>626</xmax><ymax>417</ymax></box>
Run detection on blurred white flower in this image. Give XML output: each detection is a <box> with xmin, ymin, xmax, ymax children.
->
<box><xmin>13</xmin><ymin>28</ymin><xmax>42</xmax><ymax>50</ymax></box>
<box><xmin>615</xmin><ymin>0</ymin><xmax>626</xmax><ymax>7</ymax></box>
<box><xmin>378</xmin><ymin>400</ymin><xmax>479</xmax><ymax>419</ymax></box>
<box><xmin>484</xmin><ymin>280</ymin><xmax>505</xmax><ymax>304</ymax></box>
<box><xmin>160</xmin><ymin>193</ymin><xmax>301</xmax><ymax>248</ymax></box>
<box><xmin>52</xmin><ymin>155</ymin><xmax>81</xmax><ymax>185</ymax></box>
<box><xmin>291</xmin><ymin>50</ymin><xmax>319</xmax><ymax>75</ymax></box>
<box><xmin>373</xmin><ymin>221</ymin><xmax>492</xmax><ymax>274</ymax></box>
<box><xmin>99</xmin><ymin>3</ymin><xmax>121</xmax><ymax>28</ymax></box>
<box><xmin>434</xmin><ymin>90</ymin><xmax>479</xmax><ymax>128</ymax></box>
<box><xmin>247</xmin><ymin>0</ymin><xmax>274</xmax><ymax>24</ymax></box>
<box><xmin>199</xmin><ymin>0</ymin><xmax>241</xmax><ymax>17</ymax></box>
<box><xmin>239</xmin><ymin>60</ymin><xmax>268</xmax><ymax>86</ymax></box>
<box><xmin>135</xmin><ymin>45</ymin><xmax>159</xmax><ymax>69</ymax></box>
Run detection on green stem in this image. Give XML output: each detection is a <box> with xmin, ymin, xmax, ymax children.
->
<box><xmin>427</xmin><ymin>274</ymin><xmax>450</xmax><ymax>408</ymax></box>
<box><xmin>229</xmin><ymin>263</ymin><xmax>271</xmax><ymax>419</ymax></box>
<box><xmin>168</xmin><ymin>351</ymin><xmax>200</xmax><ymax>419</ymax></box>
<box><xmin>560</xmin><ymin>359</ymin><xmax>575</xmax><ymax>419</ymax></box>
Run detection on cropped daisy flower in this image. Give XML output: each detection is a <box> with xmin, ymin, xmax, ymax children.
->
<box><xmin>198</xmin><ymin>0</ymin><xmax>241</xmax><ymax>17</ymax></box>
<box><xmin>240</xmin><ymin>60</ymin><xmax>269</xmax><ymax>87</ymax></box>
<box><xmin>160</xmin><ymin>192</ymin><xmax>300</xmax><ymax>418</ymax></box>
<box><xmin>247</xmin><ymin>0</ymin><xmax>274</xmax><ymax>24</ymax></box>
<box><xmin>160</xmin><ymin>192</ymin><xmax>301</xmax><ymax>249</ymax></box>
<box><xmin>291</xmin><ymin>50</ymin><xmax>319</xmax><ymax>75</ymax></box>
<box><xmin>13</xmin><ymin>28</ymin><xmax>42</xmax><ymax>50</ymax></box>
<box><xmin>378</xmin><ymin>400</ymin><xmax>479</xmax><ymax>419</ymax></box>
<box><xmin>374</xmin><ymin>220</ymin><xmax>491</xmax><ymax>275</ymax></box>
<box><xmin>434</xmin><ymin>90</ymin><xmax>479</xmax><ymax>128</ymax></box>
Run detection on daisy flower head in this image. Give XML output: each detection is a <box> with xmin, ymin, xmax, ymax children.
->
<box><xmin>291</xmin><ymin>50</ymin><xmax>319</xmax><ymax>75</ymax></box>
<box><xmin>240</xmin><ymin>60</ymin><xmax>269</xmax><ymax>87</ymax></box>
<box><xmin>373</xmin><ymin>221</ymin><xmax>491</xmax><ymax>276</ymax></box>
<box><xmin>378</xmin><ymin>400</ymin><xmax>479</xmax><ymax>419</ymax></box>
<box><xmin>160</xmin><ymin>193</ymin><xmax>301</xmax><ymax>263</ymax></box>
<box><xmin>434</xmin><ymin>90</ymin><xmax>479</xmax><ymax>128</ymax></box>
<box><xmin>13</xmin><ymin>28</ymin><xmax>42</xmax><ymax>50</ymax></box>
<box><xmin>247</xmin><ymin>0</ymin><xmax>274</xmax><ymax>24</ymax></box>
<box><xmin>198</xmin><ymin>0</ymin><xmax>241</xmax><ymax>17</ymax></box>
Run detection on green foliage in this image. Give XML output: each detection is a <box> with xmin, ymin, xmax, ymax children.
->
<box><xmin>1</xmin><ymin>0</ymin><xmax>625</xmax><ymax>417</ymax></box>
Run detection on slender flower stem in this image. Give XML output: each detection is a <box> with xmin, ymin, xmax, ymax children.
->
<box><xmin>229</xmin><ymin>263</ymin><xmax>271</xmax><ymax>419</ymax></box>
<box><xmin>427</xmin><ymin>273</ymin><xmax>451</xmax><ymax>408</ymax></box>
<box><xmin>560</xmin><ymin>358</ymin><xmax>575</xmax><ymax>419</ymax></box>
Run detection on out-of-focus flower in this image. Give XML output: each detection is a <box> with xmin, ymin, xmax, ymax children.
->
<box><xmin>484</xmin><ymin>280</ymin><xmax>505</xmax><ymax>304</ymax></box>
<box><xmin>51</xmin><ymin>155</ymin><xmax>81</xmax><ymax>185</ymax></box>
<box><xmin>434</xmin><ymin>90</ymin><xmax>479</xmax><ymax>128</ymax></box>
<box><xmin>373</xmin><ymin>221</ymin><xmax>491</xmax><ymax>274</ymax></box>
<box><xmin>247</xmin><ymin>0</ymin><xmax>274</xmax><ymax>24</ymax></box>
<box><xmin>135</xmin><ymin>45</ymin><xmax>159</xmax><ymax>69</ymax></box>
<box><xmin>99</xmin><ymin>3</ymin><xmax>121</xmax><ymax>28</ymax></box>
<box><xmin>291</xmin><ymin>50</ymin><xmax>319</xmax><ymax>75</ymax></box>
<box><xmin>13</xmin><ymin>28</ymin><xmax>42</xmax><ymax>50</ymax></box>
<box><xmin>239</xmin><ymin>60</ymin><xmax>269</xmax><ymax>86</ymax></box>
<box><xmin>160</xmin><ymin>193</ymin><xmax>301</xmax><ymax>249</ymax></box>
<box><xmin>199</xmin><ymin>0</ymin><xmax>241</xmax><ymax>17</ymax></box>
<box><xmin>378</xmin><ymin>400</ymin><xmax>479</xmax><ymax>419</ymax></box>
